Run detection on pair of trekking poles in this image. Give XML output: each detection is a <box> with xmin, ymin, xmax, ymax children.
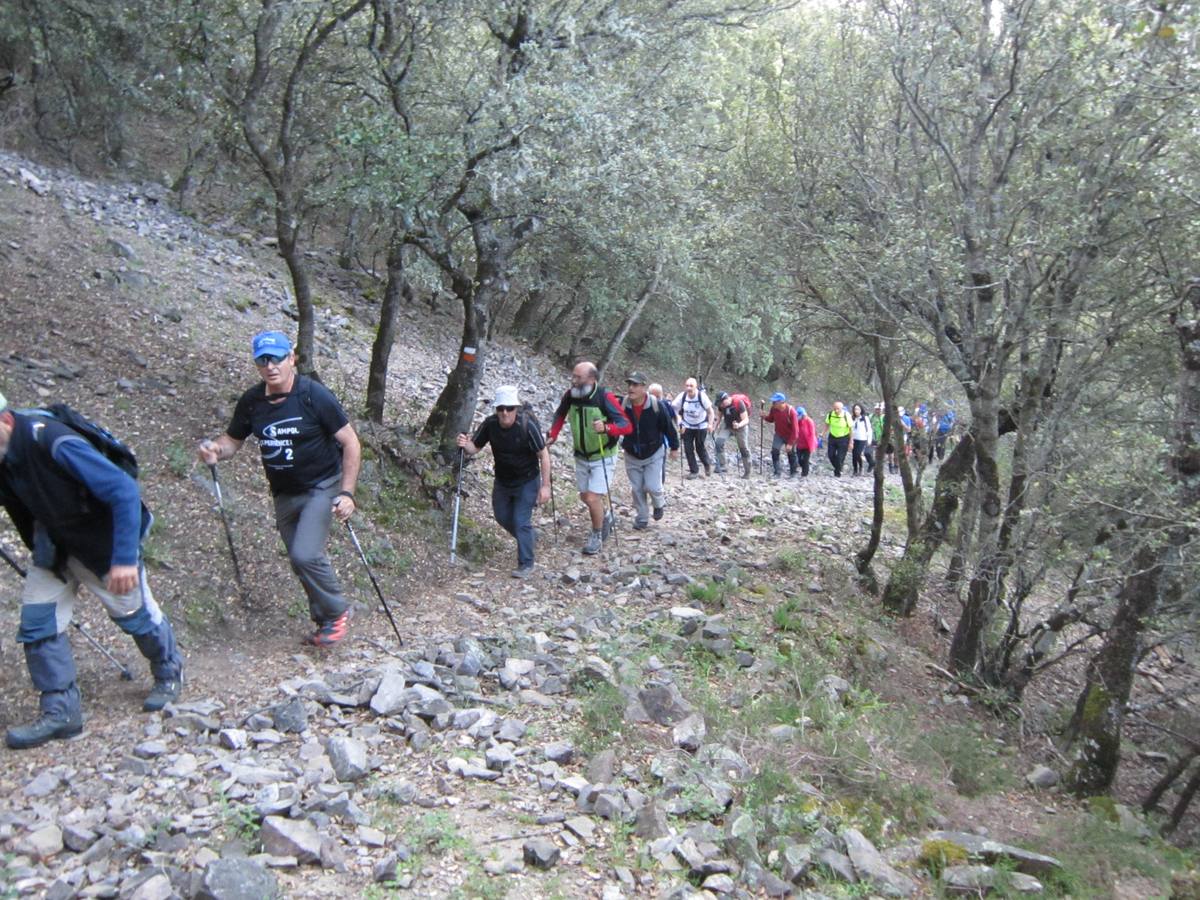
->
<box><xmin>205</xmin><ymin>464</ymin><xmax>405</xmax><ymax>647</ymax></box>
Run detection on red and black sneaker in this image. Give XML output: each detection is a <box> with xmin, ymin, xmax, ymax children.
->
<box><xmin>306</xmin><ymin>611</ymin><xmax>350</xmax><ymax>648</ymax></box>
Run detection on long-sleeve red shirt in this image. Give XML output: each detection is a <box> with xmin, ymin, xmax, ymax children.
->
<box><xmin>764</xmin><ymin>404</ymin><xmax>800</xmax><ymax>445</ymax></box>
<box><xmin>796</xmin><ymin>415</ymin><xmax>817</xmax><ymax>453</ymax></box>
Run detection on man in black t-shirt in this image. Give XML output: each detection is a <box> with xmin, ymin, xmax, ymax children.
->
<box><xmin>456</xmin><ymin>385</ymin><xmax>551</xmax><ymax>579</ymax></box>
<box><xmin>197</xmin><ymin>331</ymin><xmax>361</xmax><ymax>647</ymax></box>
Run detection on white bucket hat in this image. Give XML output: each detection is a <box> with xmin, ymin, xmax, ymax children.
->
<box><xmin>494</xmin><ymin>385</ymin><xmax>520</xmax><ymax>408</ymax></box>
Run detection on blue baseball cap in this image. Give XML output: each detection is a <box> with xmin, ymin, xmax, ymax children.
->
<box><xmin>252</xmin><ymin>331</ymin><xmax>292</xmax><ymax>359</ymax></box>
<box><xmin>796</xmin><ymin>406</ymin><xmax>806</xmax><ymax>417</ymax></box>
<box><xmin>770</xmin><ymin>392</ymin><xmax>786</xmax><ymax>403</ymax></box>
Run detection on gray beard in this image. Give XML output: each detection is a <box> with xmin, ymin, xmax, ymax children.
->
<box><xmin>570</xmin><ymin>385</ymin><xmax>591</xmax><ymax>399</ymax></box>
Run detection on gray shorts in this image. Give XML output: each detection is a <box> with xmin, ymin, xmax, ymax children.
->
<box><xmin>574</xmin><ymin>455</ymin><xmax>617</xmax><ymax>494</ymax></box>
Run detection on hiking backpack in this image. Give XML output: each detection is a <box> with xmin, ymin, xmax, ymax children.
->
<box><xmin>515</xmin><ymin>402</ymin><xmax>544</xmax><ymax>454</ymax></box>
<box><xmin>24</xmin><ymin>403</ymin><xmax>139</xmax><ymax>479</ymax></box>
<box><xmin>728</xmin><ymin>393</ymin><xmax>752</xmax><ymax>420</ymax></box>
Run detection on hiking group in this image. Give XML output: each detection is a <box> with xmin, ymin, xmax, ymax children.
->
<box><xmin>0</xmin><ymin>334</ymin><xmax>958</xmax><ymax>750</ymax></box>
<box><xmin>463</xmin><ymin>362</ymin><xmax>959</xmax><ymax>574</ymax></box>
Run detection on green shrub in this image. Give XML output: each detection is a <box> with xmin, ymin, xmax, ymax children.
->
<box><xmin>918</xmin><ymin>837</ymin><xmax>968</xmax><ymax>877</ymax></box>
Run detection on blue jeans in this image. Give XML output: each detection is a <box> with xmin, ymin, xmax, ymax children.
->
<box><xmin>493</xmin><ymin>475</ymin><xmax>540</xmax><ymax>567</ymax></box>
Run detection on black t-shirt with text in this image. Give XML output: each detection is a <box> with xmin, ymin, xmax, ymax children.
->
<box><xmin>228</xmin><ymin>376</ymin><xmax>350</xmax><ymax>496</ymax></box>
<box><xmin>472</xmin><ymin>412</ymin><xmax>545</xmax><ymax>487</ymax></box>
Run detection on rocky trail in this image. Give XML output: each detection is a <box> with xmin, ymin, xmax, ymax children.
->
<box><xmin>0</xmin><ymin>151</ymin><xmax>1172</xmax><ymax>899</ymax></box>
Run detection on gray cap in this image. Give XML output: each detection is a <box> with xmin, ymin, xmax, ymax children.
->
<box><xmin>625</xmin><ymin>371</ymin><xmax>649</xmax><ymax>385</ymax></box>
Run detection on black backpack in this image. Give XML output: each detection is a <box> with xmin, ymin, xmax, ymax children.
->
<box><xmin>515</xmin><ymin>402</ymin><xmax>544</xmax><ymax>455</ymax></box>
<box><xmin>25</xmin><ymin>403</ymin><xmax>139</xmax><ymax>479</ymax></box>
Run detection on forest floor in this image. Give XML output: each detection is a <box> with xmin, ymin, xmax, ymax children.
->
<box><xmin>0</xmin><ymin>151</ymin><xmax>1195</xmax><ymax>898</ymax></box>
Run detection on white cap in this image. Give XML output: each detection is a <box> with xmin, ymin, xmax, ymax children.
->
<box><xmin>0</xmin><ymin>390</ymin><xmax>7</xmax><ymax>414</ymax></box>
<box><xmin>494</xmin><ymin>385</ymin><xmax>520</xmax><ymax>408</ymax></box>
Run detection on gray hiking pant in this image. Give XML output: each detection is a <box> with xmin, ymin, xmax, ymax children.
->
<box><xmin>625</xmin><ymin>446</ymin><xmax>666</xmax><ymax>526</ymax></box>
<box><xmin>273</xmin><ymin>474</ymin><xmax>348</xmax><ymax>625</ymax></box>
<box><xmin>714</xmin><ymin>424</ymin><xmax>750</xmax><ymax>472</ymax></box>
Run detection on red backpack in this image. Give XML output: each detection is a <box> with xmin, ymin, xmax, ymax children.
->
<box><xmin>728</xmin><ymin>393</ymin><xmax>753</xmax><ymax>418</ymax></box>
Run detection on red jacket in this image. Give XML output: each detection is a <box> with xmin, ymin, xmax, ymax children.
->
<box><xmin>764</xmin><ymin>405</ymin><xmax>800</xmax><ymax>445</ymax></box>
<box><xmin>796</xmin><ymin>415</ymin><xmax>817</xmax><ymax>453</ymax></box>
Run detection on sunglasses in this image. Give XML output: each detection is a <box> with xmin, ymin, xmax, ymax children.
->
<box><xmin>254</xmin><ymin>353</ymin><xmax>289</xmax><ymax>367</ymax></box>
<box><xmin>496</xmin><ymin>405</ymin><xmax>518</xmax><ymax>412</ymax></box>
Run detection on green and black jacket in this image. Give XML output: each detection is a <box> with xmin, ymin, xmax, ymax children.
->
<box><xmin>548</xmin><ymin>384</ymin><xmax>633</xmax><ymax>460</ymax></box>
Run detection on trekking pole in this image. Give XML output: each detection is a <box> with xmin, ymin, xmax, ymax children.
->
<box><xmin>344</xmin><ymin>520</ymin><xmax>404</xmax><ymax>647</ymax></box>
<box><xmin>449</xmin><ymin>447</ymin><xmax>465</xmax><ymax>564</ymax></box>
<box><xmin>1</xmin><ymin>543</ymin><xmax>134</xmax><ymax>680</ymax></box>
<box><xmin>0</xmin><ymin>543</ymin><xmax>23</xmax><ymax>578</ymax></box>
<box><xmin>549</xmin><ymin>467</ymin><xmax>560</xmax><ymax>542</ymax></box>
<box><xmin>599</xmin><ymin>454</ymin><xmax>619</xmax><ymax>549</ymax></box>
<box><xmin>207</xmin><ymin>464</ymin><xmax>252</xmax><ymax>607</ymax></box>
<box><xmin>759</xmin><ymin>403</ymin><xmax>765</xmax><ymax>478</ymax></box>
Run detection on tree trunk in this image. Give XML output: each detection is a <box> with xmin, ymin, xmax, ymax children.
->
<box><xmin>881</xmin><ymin>432</ymin><xmax>976</xmax><ymax>614</ymax></box>
<box><xmin>597</xmin><ymin>261</ymin><xmax>662</xmax><ymax>382</ymax></box>
<box><xmin>946</xmin><ymin>472</ymin><xmax>978</xmax><ymax>591</ymax></box>
<box><xmin>1142</xmin><ymin>746</ymin><xmax>1200</xmax><ymax>814</ymax></box>
<box><xmin>423</xmin><ymin>284</ymin><xmax>490</xmax><ymax>453</ymax></box>
<box><xmin>275</xmin><ymin>210</ymin><xmax>318</xmax><ymax>377</ymax></box>
<box><xmin>532</xmin><ymin>298</ymin><xmax>574</xmax><ymax>355</ymax></box>
<box><xmin>420</xmin><ymin>213</ymin><xmax>523</xmax><ymax>455</ymax></box>
<box><xmin>365</xmin><ymin>235</ymin><xmax>410</xmax><ymax>423</ymax></box>
<box><xmin>567</xmin><ymin>307</ymin><xmax>593</xmax><ymax>363</ymax></box>
<box><xmin>337</xmin><ymin>207</ymin><xmax>361</xmax><ymax>270</ymax></box>
<box><xmin>509</xmin><ymin>287</ymin><xmax>545</xmax><ymax>337</ymax></box>
<box><xmin>856</xmin><ymin>334</ymin><xmax>893</xmax><ymax>581</ymax></box>
<box><xmin>1066</xmin><ymin>280</ymin><xmax>1200</xmax><ymax>794</ymax></box>
<box><xmin>1065</xmin><ymin>542</ymin><xmax>1168</xmax><ymax>794</ymax></box>
<box><xmin>949</xmin><ymin>383</ymin><xmax>1004</xmax><ymax>673</ymax></box>
<box><xmin>1164</xmin><ymin>762</ymin><xmax>1200</xmax><ymax>836</ymax></box>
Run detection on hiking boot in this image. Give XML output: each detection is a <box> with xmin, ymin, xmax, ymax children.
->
<box><xmin>307</xmin><ymin>611</ymin><xmax>350</xmax><ymax>648</ymax></box>
<box><xmin>143</xmin><ymin>677</ymin><xmax>182</xmax><ymax>712</ymax></box>
<box><xmin>582</xmin><ymin>530</ymin><xmax>603</xmax><ymax>555</ymax></box>
<box><xmin>686</xmin><ymin>471</ymin><xmax>699</xmax><ymax>480</ymax></box>
<box><xmin>511</xmin><ymin>564</ymin><xmax>535</xmax><ymax>579</ymax></box>
<box><xmin>6</xmin><ymin>711</ymin><xmax>83</xmax><ymax>750</ymax></box>
<box><xmin>632</xmin><ymin>520</ymin><xmax>649</xmax><ymax>530</ymax></box>
<box><xmin>703</xmin><ymin>462</ymin><xmax>712</xmax><ymax>477</ymax></box>
<box><xmin>652</xmin><ymin>505</ymin><xmax>665</xmax><ymax>521</ymax></box>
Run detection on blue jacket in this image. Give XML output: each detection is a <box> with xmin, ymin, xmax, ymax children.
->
<box><xmin>620</xmin><ymin>396</ymin><xmax>679</xmax><ymax>460</ymax></box>
<box><xmin>0</xmin><ymin>412</ymin><xmax>146</xmax><ymax>577</ymax></box>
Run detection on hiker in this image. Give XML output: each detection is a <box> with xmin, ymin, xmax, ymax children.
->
<box><xmin>796</xmin><ymin>406</ymin><xmax>818</xmax><ymax>477</ymax></box>
<box><xmin>823</xmin><ymin>401</ymin><xmax>853</xmax><ymax>477</ymax></box>
<box><xmin>762</xmin><ymin>393</ymin><xmax>800</xmax><ymax>477</ymax></box>
<box><xmin>546</xmin><ymin>361</ymin><xmax>632</xmax><ymax>555</ymax></box>
<box><xmin>911</xmin><ymin>404</ymin><xmax>928</xmax><ymax>460</ymax></box>
<box><xmin>456</xmin><ymin>386</ymin><xmax>551</xmax><ymax>579</ymax></box>
<box><xmin>714</xmin><ymin>391</ymin><xmax>753</xmax><ymax>478</ymax></box>
<box><xmin>933</xmin><ymin>404</ymin><xmax>956</xmax><ymax>461</ymax></box>
<box><xmin>197</xmin><ymin>331</ymin><xmax>360</xmax><ymax>648</ymax></box>
<box><xmin>898</xmin><ymin>406</ymin><xmax>914</xmax><ymax>457</ymax></box>
<box><xmin>670</xmin><ymin>378</ymin><xmax>714</xmax><ymax>478</ymax></box>
<box><xmin>647</xmin><ymin>382</ymin><xmax>675</xmax><ymax>485</ymax></box>
<box><xmin>620</xmin><ymin>372</ymin><xmax>679</xmax><ymax>529</ymax></box>
<box><xmin>0</xmin><ymin>390</ymin><xmax>184</xmax><ymax>749</ymax></box>
<box><xmin>850</xmin><ymin>403</ymin><xmax>874</xmax><ymax>475</ymax></box>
